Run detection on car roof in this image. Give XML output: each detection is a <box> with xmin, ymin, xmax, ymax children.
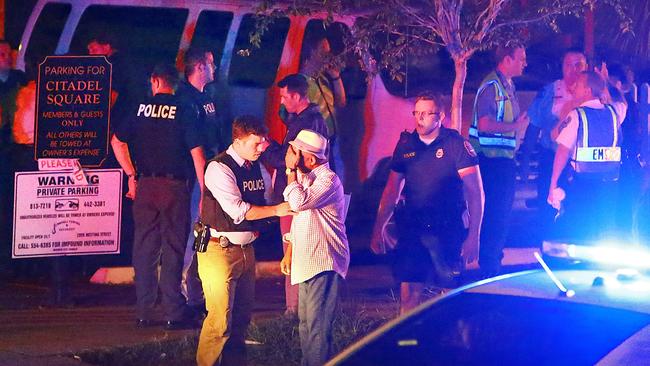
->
<box><xmin>465</xmin><ymin>269</ymin><xmax>650</xmax><ymax>315</ymax></box>
<box><xmin>327</xmin><ymin>269</ymin><xmax>650</xmax><ymax>365</ymax></box>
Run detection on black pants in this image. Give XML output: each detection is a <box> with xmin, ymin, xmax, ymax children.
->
<box><xmin>132</xmin><ymin>176</ymin><xmax>190</xmax><ymax>321</ymax></box>
<box><xmin>393</xmin><ymin>211</ymin><xmax>466</xmax><ymax>286</ymax></box>
<box><xmin>536</xmin><ymin>147</ymin><xmax>559</xmax><ymax>242</ymax></box>
<box><xmin>478</xmin><ymin>155</ymin><xmax>516</xmax><ymax>276</ymax></box>
<box><xmin>552</xmin><ymin>175</ymin><xmax>618</xmax><ymax>243</ymax></box>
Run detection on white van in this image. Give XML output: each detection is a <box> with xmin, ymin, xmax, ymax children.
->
<box><xmin>18</xmin><ymin>0</ymin><xmax>543</xmax><ymax>193</ymax></box>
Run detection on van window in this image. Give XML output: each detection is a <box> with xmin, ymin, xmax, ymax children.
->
<box><xmin>190</xmin><ymin>11</ymin><xmax>234</xmax><ymax>81</ymax></box>
<box><xmin>302</xmin><ymin>19</ymin><xmax>367</xmax><ymax>99</ymax></box>
<box><xmin>229</xmin><ymin>14</ymin><xmax>290</xmax><ymax>88</ymax></box>
<box><xmin>25</xmin><ymin>3</ymin><xmax>71</xmax><ymax>66</ymax></box>
<box><xmin>7</xmin><ymin>0</ymin><xmax>39</xmax><ymax>50</ymax></box>
<box><xmin>379</xmin><ymin>46</ymin><xmax>456</xmax><ymax>98</ymax></box>
<box><xmin>68</xmin><ymin>5</ymin><xmax>188</xmax><ymax>71</ymax></box>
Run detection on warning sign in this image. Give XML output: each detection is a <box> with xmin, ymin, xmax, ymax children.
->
<box><xmin>12</xmin><ymin>169</ymin><xmax>122</xmax><ymax>258</ymax></box>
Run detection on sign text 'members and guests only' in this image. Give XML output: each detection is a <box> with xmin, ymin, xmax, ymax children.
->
<box><xmin>35</xmin><ymin>56</ymin><xmax>112</xmax><ymax>167</ymax></box>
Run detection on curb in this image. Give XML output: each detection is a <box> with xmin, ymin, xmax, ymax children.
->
<box><xmin>89</xmin><ymin>248</ymin><xmax>540</xmax><ymax>285</ymax></box>
<box><xmin>90</xmin><ymin>261</ymin><xmax>283</xmax><ymax>285</ymax></box>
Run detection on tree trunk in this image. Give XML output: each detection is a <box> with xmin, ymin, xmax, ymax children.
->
<box><xmin>450</xmin><ymin>58</ymin><xmax>468</xmax><ymax>134</ymax></box>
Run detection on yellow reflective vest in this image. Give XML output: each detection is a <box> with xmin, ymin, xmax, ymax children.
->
<box><xmin>469</xmin><ymin>71</ymin><xmax>516</xmax><ymax>159</ymax></box>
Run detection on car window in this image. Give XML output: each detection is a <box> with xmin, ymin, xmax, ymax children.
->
<box><xmin>69</xmin><ymin>5</ymin><xmax>188</xmax><ymax>70</ymax></box>
<box><xmin>228</xmin><ymin>14</ymin><xmax>290</xmax><ymax>88</ymax></box>
<box><xmin>25</xmin><ymin>3</ymin><xmax>71</xmax><ymax>65</ymax></box>
<box><xmin>338</xmin><ymin>293</ymin><xmax>650</xmax><ymax>365</ymax></box>
<box><xmin>190</xmin><ymin>10</ymin><xmax>234</xmax><ymax>81</ymax></box>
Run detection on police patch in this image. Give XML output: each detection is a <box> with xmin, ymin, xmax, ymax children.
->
<box><xmin>436</xmin><ymin>148</ymin><xmax>444</xmax><ymax>158</ymax></box>
<box><xmin>464</xmin><ymin>141</ymin><xmax>477</xmax><ymax>157</ymax></box>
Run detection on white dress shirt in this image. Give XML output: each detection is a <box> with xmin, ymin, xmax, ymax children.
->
<box><xmin>284</xmin><ymin>164</ymin><xmax>349</xmax><ymax>285</ymax></box>
<box><xmin>204</xmin><ymin>145</ymin><xmax>270</xmax><ymax>245</ymax></box>
<box><xmin>551</xmin><ymin>79</ymin><xmax>577</xmax><ymax>119</ymax></box>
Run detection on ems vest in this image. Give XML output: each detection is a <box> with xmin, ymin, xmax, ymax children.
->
<box><xmin>201</xmin><ymin>152</ymin><xmax>266</xmax><ymax>232</ymax></box>
<box><xmin>469</xmin><ymin>71</ymin><xmax>516</xmax><ymax>159</ymax></box>
<box><xmin>573</xmin><ymin>105</ymin><xmax>621</xmax><ymax>180</ymax></box>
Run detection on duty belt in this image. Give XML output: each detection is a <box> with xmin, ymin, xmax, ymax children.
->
<box><xmin>208</xmin><ymin>228</ymin><xmax>254</xmax><ymax>249</ymax></box>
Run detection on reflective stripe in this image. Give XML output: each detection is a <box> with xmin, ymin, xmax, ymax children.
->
<box><xmin>468</xmin><ymin>126</ymin><xmax>516</xmax><ymax>149</ymax></box>
<box><xmin>493</xmin><ymin>82</ymin><xmax>505</xmax><ymax>122</ymax></box>
<box><xmin>575</xmin><ymin>147</ymin><xmax>621</xmax><ymax>162</ymax></box>
<box><xmin>476</xmin><ymin>136</ymin><xmax>516</xmax><ymax>149</ymax></box>
<box><xmin>577</xmin><ymin>108</ymin><xmax>589</xmax><ymax>148</ymax></box>
<box><xmin>605</xmin><ymin>104</ymin><xmax>618</xmax><ymax>146</ymax></box>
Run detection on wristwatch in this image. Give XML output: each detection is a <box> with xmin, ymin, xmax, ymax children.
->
<box><xmin>285</xmin><ymin>168</ymin><xmax>296</xmax><ymax>175</ymax></box>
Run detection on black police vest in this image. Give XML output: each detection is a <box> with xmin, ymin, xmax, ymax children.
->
<box><xmin>573</xmin><ymin>105</ymin><xmax>621</xmax><ymax>180</ymax></box>
<box><xmin>201</xmin><ymin>152</ymin><xmax>266</xmax><ymax>232</ymax></box>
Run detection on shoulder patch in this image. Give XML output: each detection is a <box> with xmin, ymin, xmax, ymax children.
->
<box><xmin>399</xmin><ymin>130</ymin><xmax>411</xmax><ymax>144</ymax></box>
<box><xmin>464</xmin><ymin>141</ymin><xmax>477</xmax><ymax>157</ymax></box>
<box><xmin>557</xmin><ymin>116</ymin><xmax>570</xmax><ymax>134</ymax></box>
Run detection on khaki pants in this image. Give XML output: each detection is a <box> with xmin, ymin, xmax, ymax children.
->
<box><xmin>196</xmin><ymin>242</ymin><xmax>255</xmax><ymax>366</ymax></box>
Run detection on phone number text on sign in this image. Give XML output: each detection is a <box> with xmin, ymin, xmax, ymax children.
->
<box><xmin>13</xmin><ymin>169</ymin><xmax>122</xmax><ymax>258</ymax></box>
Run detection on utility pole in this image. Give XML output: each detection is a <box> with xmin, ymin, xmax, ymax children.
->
<box><xmin>0</xmin><ymin>0</ymin><xmax>4</xmax><ymax>38</ymax></box>
<box><xmin>584</xmin><ymin>9</ymin><xmax>595</xmax><ymax>60</ymax></box>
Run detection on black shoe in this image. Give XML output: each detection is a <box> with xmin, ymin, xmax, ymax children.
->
<box><xmin>136</xmin><ymin>319</ymin><xmax>156</xmax><ymax>328</ymax></box>
<box><xmin>165</xmin><ymin>319</ymin><xmax>200</xmax><ymax>331</ymax></box>
<box><xmin>188</xmin><ymin>304</ymin><xmax>208</xmax><ymax>320</ymax></box>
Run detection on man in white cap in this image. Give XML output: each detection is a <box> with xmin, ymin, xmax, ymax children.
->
<box><xmin>280</xmin><ymin>129</ymin><xmax>349</xmax><ymax>366</ymax></box>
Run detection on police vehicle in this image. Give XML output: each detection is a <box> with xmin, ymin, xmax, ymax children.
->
<box><xmin>328</xmin><ymin>246</ymin><xmax>650</xmax><ymax>365</ymax></box>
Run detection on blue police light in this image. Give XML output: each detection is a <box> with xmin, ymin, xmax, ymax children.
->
<box><xmin>543</xmin><ymin>240</ymin><xmax>650</xmax><ymax>269</ymax></box>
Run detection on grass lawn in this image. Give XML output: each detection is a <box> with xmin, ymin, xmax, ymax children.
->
<box><xmin>78</xmin><ymin>305</ymin><xmax>395</xmax><ymax>366</ymax></box>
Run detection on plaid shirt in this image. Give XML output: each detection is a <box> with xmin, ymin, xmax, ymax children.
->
<box><xmin>283</xmin><ymin>164</ymin><xmax>349</xmax><ymax>285</ymax></box>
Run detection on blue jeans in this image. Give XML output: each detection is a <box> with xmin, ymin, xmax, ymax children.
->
<box><xmin>298</xmin><ymin>271</ymin><xmax>342</xmax><ymax>366</ymax></box>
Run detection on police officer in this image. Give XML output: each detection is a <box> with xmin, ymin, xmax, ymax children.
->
<box><xmin>371</xmin><ymin>93</ymin><xmax>484</xmax><ymax>315</ymax></box>
<box><xmin>111</xmin><ymin>63</ymin><xmax>206</xmax><ymax>329</ymax></box>
<box><xmin>179</xmin><ymin>47</ymin><xmax>223</xmax><ymax>156</ymax></box>
<box><xmin>196</xmin><ymin>115</ymin><xmax>294</xmax><ymax>366</ymax></box>
<box><xmin>177</xmin><ymin>47</ymin><xmax>223</xmax><ymax>318</ymax></box>
<box><xmin>548</xmin><ymin>70</ymin><xmax>627</xmax><ymax>242</ymax></box>
<box><xmin>469</xmin><ymin>43</ymin><xmax>529</xmax><ymax>277</ymax></box>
